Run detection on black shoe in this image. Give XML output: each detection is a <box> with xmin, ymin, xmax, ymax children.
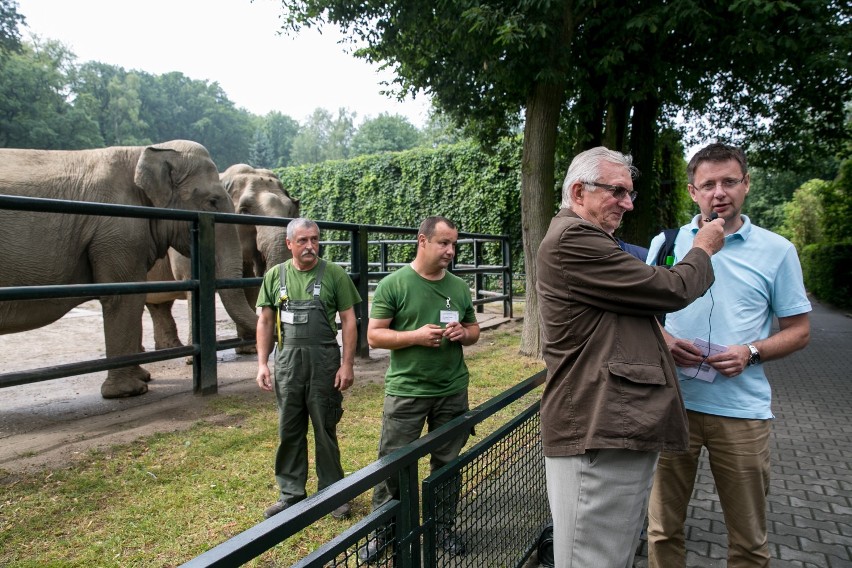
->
<box><xmin>438</xmin><ymin>528</ymin><xmax>466</xmax><ymax>556</ymax></box>
<box><xmin>263</xmin><ymin>500</ymin><xmax>290</xmax><ymax>519</ymax></box>
<box><xmin>358</xmin><ymin>536</ymin><xmax>386</xmax><ymax>564</ymax></box>
<box><xmin>331</xmin><ymin>501</ymin><xmax>351</xmax><ymax>520</ymax></box>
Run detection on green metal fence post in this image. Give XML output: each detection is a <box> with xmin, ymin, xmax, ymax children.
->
<box><xmin>192</xmin><ymin>213</ymin><xmax>218</xmax><ymax>395</ymax></box>
<box><xmin>503</xmin><ymin>237</ymin><xmax>513</xmax><ymax>319</ymax></box>
<box><xmin>474</xmin><ymin>239</ymin><xmax>484</xmax><ymax>313</ymax></box>
<box><xmin>398</xmin><ymin>462</ymin><xmax>422</xmax><ymax>568</ymax></box>
<box><xmin>351</xmin><ymin>225</ymin><xmax>370</xmax><ymax>358</ymax></box>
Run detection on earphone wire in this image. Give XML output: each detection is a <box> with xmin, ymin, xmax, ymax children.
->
<box><xmin>688</xmin><ymin>286</ymin><xmax>714</xmax><ymax>380</ymax></box>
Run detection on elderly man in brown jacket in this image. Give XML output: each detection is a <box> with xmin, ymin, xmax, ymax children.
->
<box><xmin>536</xmin><ymin>146</ymin><xmax>725</xmax><ymax>568</ymax></box>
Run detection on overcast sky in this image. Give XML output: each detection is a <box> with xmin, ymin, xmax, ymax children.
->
<box><xmin>15</xmin><ymin>0</ymin><xmax>433</xmax><ymax>127</ymax></box>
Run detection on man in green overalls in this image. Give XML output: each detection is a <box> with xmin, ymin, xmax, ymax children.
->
<box><xmin>255</xmin><ymin>218</ymin><xmax>361</xmax><ymax>519</ymax></box>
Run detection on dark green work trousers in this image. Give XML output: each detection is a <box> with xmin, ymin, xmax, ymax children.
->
<box><xmin>371</xmin><ymin>390</ymin><xmax>470</xmax><ymax>528</ymax></box>
<box><xmin>273</xmin><ymin>340</ymin><xmax>343</xmax><ymax>505</ymax></box>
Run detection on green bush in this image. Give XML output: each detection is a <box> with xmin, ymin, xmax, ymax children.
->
<box><xmin>820</xmin><ymin>158</ymin><xmax>852</xmax><ymax>242</ymax></box>
<box><xmin>801</xmin><ymin>242</ymin><xmax>852</xmax><ymax>309</ymax></box>
<box><xmin>275</xmin><ymin>138</ymin><xmax>524</xmax><ymax>270</ymax></box>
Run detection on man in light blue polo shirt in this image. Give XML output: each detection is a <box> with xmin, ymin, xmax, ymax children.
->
<box><xmin>645</xmin><ymin>143</ymin><xmax>811</xmax><ymax>568</ymax></box>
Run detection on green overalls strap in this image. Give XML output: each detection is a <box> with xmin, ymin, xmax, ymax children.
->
<box><xmin>276</xmin><ymin>259</ymin><xmax>338</xmax><ymax>347</ymax></box>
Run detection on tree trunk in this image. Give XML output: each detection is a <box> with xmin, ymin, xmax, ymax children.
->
<box><xmin>572</xmin><ymin>81</ymin><xmax>606</xmax><ymax>156</ymax></box>
<box><xmin>603</xmin><ymin>99</ymin><xmax>629</xmax><ymax>152</ymax></box>
<box><xmin>518</xmin><ymin>82</ymin><xmax>563</xmax><ymax>358</ymax></box>
<box><xmin>618</xmin><ymin>97</ymin><xmax>660</xmax><ymax>246</ymax></box>
<box><xmin>657</xmin><ymin>132</ymin><xmax>683</xmax><ymax>231</ymax></box>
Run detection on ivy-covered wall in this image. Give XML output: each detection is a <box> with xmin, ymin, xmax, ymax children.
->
<box><xmin>275</xmin><ymin>138</ymin><xmax>525</xmax><ymax>270</ymax></box>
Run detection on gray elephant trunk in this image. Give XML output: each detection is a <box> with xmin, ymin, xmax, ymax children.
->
<box><xmin>256</xmin><ymin>225</ymin><xmax>291</xmax><ymax>274</ymax></box>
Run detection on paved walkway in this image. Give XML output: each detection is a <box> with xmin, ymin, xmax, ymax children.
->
<box><xmin>633</xmin><ymin>297</ymin><xmax>852</xmax><ymax>567</ymax></box>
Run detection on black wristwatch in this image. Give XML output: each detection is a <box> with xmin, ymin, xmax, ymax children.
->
<box><xmin>746</xmin><ymin>343</ymin><xmax>761</xmax><ymax>366</ymax></box>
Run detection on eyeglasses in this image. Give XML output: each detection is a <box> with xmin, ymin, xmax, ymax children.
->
<box><xmin>691</xmin><ymin>176</ymin><xmax>746</xmax><ymax>193</ymax></box>
<box><xmin>584</xmin><ymin>181</ymin><xmax>638</xmax><ymax>202</ymax></box>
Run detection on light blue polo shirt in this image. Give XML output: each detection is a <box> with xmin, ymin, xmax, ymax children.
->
<box><xmin>646</xmin><ymin>215</ymin><xmax>811</xmax><ymax>419</ymax></box>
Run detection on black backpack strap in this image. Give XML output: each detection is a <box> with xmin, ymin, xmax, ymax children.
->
<box><xmin>654</xmin><ymin>228</ymin><xmax>679</xmax><ymax>268</ymax></box>
<box><xmin>654</xmin><ymin>228</ymin><xmax>680</xmax><ymax>326</ymax></box>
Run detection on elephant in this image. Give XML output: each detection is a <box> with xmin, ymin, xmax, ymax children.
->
<box><xmin>145</xmin><ymin>164</ymin><xmax>300</xmax><ymax>349</ymax></box>
<box><xmin>0</xmin><ymin>140</ymin><xmax>235</xmax><ymax>399</ymax></box>
<box><xmin>144</xmin><ymin>235</ymin><xmax>259</xmax><ymax>354</ymax></box>
<box><xmin>220</xmin><ymin>164</ymin><xmax>301</xmax><ymax>308</ymax></box>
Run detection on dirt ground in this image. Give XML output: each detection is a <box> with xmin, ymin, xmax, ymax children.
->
<box><xmin>0</xmin><ymin>299</ymin><xmax>513</xmax><ymax>474</ymax></box>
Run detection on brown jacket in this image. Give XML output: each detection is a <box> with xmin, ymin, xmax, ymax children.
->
<box><xmin>536</xmin><ymin>209</ymin><xmax>714</xmax><ymax>457</ymax></box>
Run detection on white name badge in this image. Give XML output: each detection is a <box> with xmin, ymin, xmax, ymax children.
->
<box><xmin>282</xmin><ymin>311</ymin><xmax>295</xmax><ymax>324</ymax></box>
<box><xmin>440</xmin><ymin>310</ymin><xmax>460</xmax><ymax>324</ymax></box>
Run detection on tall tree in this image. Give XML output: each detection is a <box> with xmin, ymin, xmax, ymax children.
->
<box><xmin>71</xmin><ymin>61</ymin><xmax>127</xmax><ymax>145</ymax></box>
<box><xmin>248</xmin><ymin>126</ymin><xmax>275</xmax><ymax>168</ymax></box>
<box><xmin>327</xmin><ymin>106</ymin><xmax>356</xmax><ymax>160</ymax></box>
<box><xmin>260</xmin><ymin>110</ymin><xmax>300</xmax><ymax>167</ymax></box>
<box><xmin>0</xmin><ymin>0</ymin><xmax>24</xmax><ymax>54</ymax></box>
<box><xmin>350</xmin><ymin>112</ymin><xmax>421</xmax><ymax>156</ymax></box>
<box><xmin>420</xmin><ymin>110</ymin><xmax>467</xmax><ymax>148</ymax></box>
<box><xmin>291</xmin><ymin>107</ymin><xmax>333</xmax><ymax>165</ymax></box>
<box><xmin>104</xmin><ymin>73</ymin><xmax>149</xmax><ymax>146</ymax></box>
<box><xmin>0</xmin><ymin>39</ymin><xmax>101</xmax><ymax>149</ymax></box>
<box><xmin>291</xmin><ymin>107</ymin><xmax>356</xmax><ymax>164</ymax></box>
<box><xmin>558</xmin><ymin>0</ymin><xmax>850</xmax><ymax>243</ymax></box>
<box><xmin>138</xmin><ymin>71</ymin><xmax>255</xmax><ymax>168</ymax></box>
<box><xmin>277</xmin><ymin>0</ymin><xmax>850</xmax><ymax>356</ymax></box>
<box><xmin>279</xmin><ymin>2</ymin><xmax>586</xmax><ymax>355</ymax></box>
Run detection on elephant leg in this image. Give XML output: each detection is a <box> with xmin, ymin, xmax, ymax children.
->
<box><xmin>235</xmin><ymin>296</ymin><xmax>258</xmax><ymax>356</ymax></box>
<box><xmin>235</xmin><ymin>332</ymin><xmax>257</xmax><ymax>354</ymax></box>
<box><xmin>100</xmin><ymin>293</ymin><xmax>150</xmax><ymax>399</ymax></box>
<box><xmin>236</xmin><ymin>287</ymin><xmax>260</xmax><ymax>354</ymax></box>
<box><xmin>146</xmin><ymin>300</ymin><xmax>184</xmax><ymax>349</ymax></box>
<box><xmin>209</xmin><ymin>286</ymin><xmax>258</xmax><ymax>355</ymax></box>
<box><xmin>244</xmin><ymin>286</ymin><xmax>260</xmax><ymax>312</ymax></box>
<box><xmin>183</xmin><ymin>295</ymin><xmax>195</xmax><ymax>365</ymax></box>
<box><xmin>179</xmin><ymin>291</ymin><xmax>257</xmax><ymax>361</ymax></box>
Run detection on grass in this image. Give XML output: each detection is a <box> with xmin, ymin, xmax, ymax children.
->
<box><xmin>0</xmin><ymin>322</ymin><xmax>544</xmax><ymax>567</ymax></box>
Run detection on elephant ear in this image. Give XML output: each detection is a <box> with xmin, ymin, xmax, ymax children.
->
<box><xmin>237</xmin><ymin>191</ymin><xmax>262</xmax><ymax>216</ymax></box>
<box><xmin>285</xmin><ymin>191</ymin><xmax>301</xmax><ymax>210</ymax></box>
<box><xmin>275</xmin><ymin>180</ymin><xmax>300</xmax><ymax>209</ymax></box>
<box><xmin>220</xmin><ymin>165</ymin><xmax>254</xmax><ymax>197</ymax></box>
<box><xmin>221</xmin><ymin>174</ymin><xmax>245</xmax><ymax>199</ymax></box>
<box><xmin>134</xmin><ymin>143</ymin><xmax>179</xmax><ymax>208</ymax></box>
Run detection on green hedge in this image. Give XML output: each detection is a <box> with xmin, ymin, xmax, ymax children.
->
<box><xmin>275</xmin><ymin>139</ymin><xmax>524</xmax><ymax>270</ymax></box>
<box><xmin>801</xmin><ymin>242</ymin><xmax>852</xmax><ymax>310</ymax></box>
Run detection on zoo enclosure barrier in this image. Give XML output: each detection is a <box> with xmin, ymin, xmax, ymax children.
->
<box><xmin>180</xmin><ymin>370</ymin><xmax>549</xmax><ymax>568</ymax></box>
<box><xmin>0</xmin><ymin>194</ymin><xmax>513</xmax><ymax>394</ymax></box>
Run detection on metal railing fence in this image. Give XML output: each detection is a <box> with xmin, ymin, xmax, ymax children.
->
<box><xmin>0</xmin><ymin>194</ymin><xmax>513</xmax><ymax>393</ymax></box>
<box><xmin>422</xmin><ymin>402</ymin><xmax>549</xmax><ymax>567</ymax></box>
<box><xmin>180</xmin><ymin>369</ymin><xmax>548</xmax><ymax>568</ymax></box>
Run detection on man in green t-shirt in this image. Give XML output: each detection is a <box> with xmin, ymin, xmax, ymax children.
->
<box><xmin>255</xmin><ymin>218</ymin><xmax>361</xmax><ymax>520</ymax></box>
<box><xmin>359</xmin><ymin>216</ymin><xmax>480</xmax><ymax>562</ymax></box>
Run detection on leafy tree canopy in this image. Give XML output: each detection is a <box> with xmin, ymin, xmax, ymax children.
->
<box><xmin>0</xmin><ymin>0</ymin><xmax>24</xmax><ymax>54</ymax></box>
<box><xmin>350</xmin><ymin>112</ymin><xmax>421</xmax><ymax>156</ymax></box>
<box><xmin>0</xmin><ymin>39</ymin><xmax>102</xmax><ymax>149</ymax></box>
<box><xmin>276</xmin><ymin>0</ymin><xmax>851</xmax><ymax>355</ymax></box>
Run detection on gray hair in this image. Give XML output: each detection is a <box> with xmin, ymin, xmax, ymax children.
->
<box><xmin>286</xmin><ymin>217</ymin><xmax>319</xmax><ymax>239</ymax></box>
<box><xmin>561</xmin><ymin>147</ymin><xmax>637</xmax><ymax>208</ymax></box>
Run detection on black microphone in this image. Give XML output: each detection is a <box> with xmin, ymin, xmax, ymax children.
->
<box><xmin>710</xmin><ymin>212</ymin><xmax>719</xmax><ymax>220</ymax></box>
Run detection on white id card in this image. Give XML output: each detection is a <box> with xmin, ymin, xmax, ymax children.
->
<box><xmin>281</xmin><ymin>311</ymin><xmax>295</xmax><ymax>324</ymax></box>
<box><xmin>440</xmin><ymin>310</ymin><xmax>460</xmax><ymax>324</ymax></box>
